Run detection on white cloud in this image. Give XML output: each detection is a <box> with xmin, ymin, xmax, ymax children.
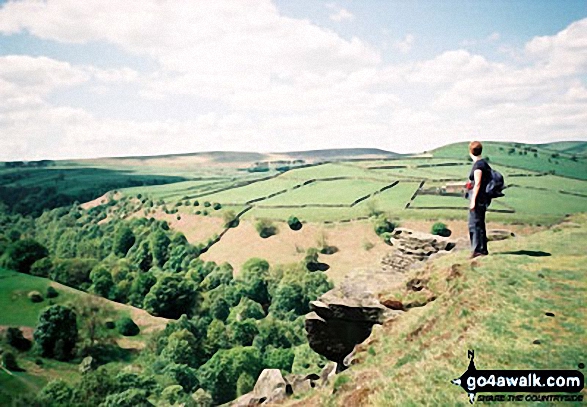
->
<box><xmin>329</xmin><ymin>8</ymin><xmax>355</xmax><ymax>22</ymax></box>
<box><xmin>0</xmin><ymin>1</ymin><xmax>585</xmax><ymax>160</ymax></box>
<box><xmin>392</xmin><ymin>34</ymin><xmax>414</xmax><ymax>54</ymax></box>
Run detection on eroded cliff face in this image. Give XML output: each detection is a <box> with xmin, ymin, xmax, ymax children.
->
<box><xmin>305</xmin><ymin>228</ymin><xmax>458</xmax><ymax>367</ymax></box>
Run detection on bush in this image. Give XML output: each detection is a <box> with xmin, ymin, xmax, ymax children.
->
<box><xmin>287</xmin><ymin>216</ymin><xmax>302</xmax><ymax>231</ymax></box>
<box><xmin>28</xmin><ymin>290</ymin><xmax>44</xmax><ymax>303</ymax></box>
<box><xmin>1</xmin><ymin>239</ymin><xmax>48</xmax><ymax>274</ymax></box>
<box><xmin>30</xmin><ymin>257</ymin><xmax>53</xmax><ymax>277</ymax></box>
<box><xmin>5</xmin><ymin>327</ymin><xmax>32</xmax><ymax>351</ymax></box>
<box><xmin>46</xmin><ymin>286</ymin><xmax>59</xmax><ymax>298</ymax></box>
<box><xmin>116</xmin><ymin>317</ymin><xmax>140</xmax><ymax>336</ymax></box>
<box><xmin>255</xmin><ymin>219</ymin><xmax>277</xmax><ymax>238</ymax></box>
<box><xmin>105</xmin><ymin>320</ymin><xmax>116</xmax><ymax>330</ymax></box>
<box><xmin>204</xmin><ymin>201</ymin><xmax>211</xmax><ymax>207</ymax></box>
<box><xmin>223</xmin><ymin>210</ymin><xmax>239</xmax><ymax>228</ymax></box>
<box><xmin>202</xmin><ymin>210</ymin><xmax>209</xmax><ymax>216</ymax></box>
<box><xmin>431</xmin><ymin>222</ymin><xmax>451</xmax><ymax>237</ymax></box>
<box><xmin>2</xmin><ymin>351</ymin><xmax>21</xmax><ymax>371</ymax></box>
<box><xmin>213</xmin><ymin>202</ymin><xmax>222</xmax><ymax>210</ymax></box>
<box><xmin>374</xmin><ymin>216</ymin><xmax>396</xmax><ymax>236</ymax></box>
<box><xmin>193</xmin><ymin>200</ymin><xmax>199</xmax><ymax>206</ymax></box>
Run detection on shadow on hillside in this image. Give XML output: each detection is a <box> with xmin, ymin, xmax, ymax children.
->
<box><xmin>497</xmin><ymin>250</ymin><xmax>551</xmax><ymax>257</ymax></box>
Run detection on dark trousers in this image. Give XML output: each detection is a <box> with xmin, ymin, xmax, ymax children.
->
<box><xmin>468</xmin><ymin>202</ymin><xmax>488</xmax><ymax>254</ymax></box>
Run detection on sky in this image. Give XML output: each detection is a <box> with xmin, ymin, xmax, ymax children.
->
<box><xmin>0</xmin><ymin>0</ymin><xmax>586</xmax><ymax>160</ymax></box>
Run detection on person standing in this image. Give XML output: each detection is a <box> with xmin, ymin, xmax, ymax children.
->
<box><xmin>467</xmin><ymin>141</ymin><xmax>491</xmax><ymax>258</ymax></box>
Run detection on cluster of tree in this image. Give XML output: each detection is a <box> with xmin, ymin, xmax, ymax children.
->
<box><xmin>0</xmin><ymin>200</ymin><xmax>332</xmax><ymax>405</ymax></box>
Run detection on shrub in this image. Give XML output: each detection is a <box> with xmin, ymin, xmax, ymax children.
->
<box><xmin>30</xmin><ymin>257</ymin><xmax>53</xmax><ymax>277</ymax></box>
<box><xmin>213</xmin><ymin>202</ymin><xmax>222</xmax><ymax>210</ymax></box>
<box><xmin>362</xmin><ymin>240</ymin><xmax>375</xmax><ymax>251</ymax></box>
<box><xmin>46</xmin><ymin>286</ymin><xmax>59</xmax><ymax>298</ymax></box>
<box><xmin>223</xmin><ymin>210</ymin><xmax>239</xmax><ymax>228</ymax></box>
<box><xmin>287</xmin><ymin>216</ymin><xmax>302</xmax><ymax>231</ymax></box>
<box><xmin>28</xmin><ymin>290</ymin><xmax>44</xmax><ymax>303</ymax></box>
<box><xmin>1</xmin><ymin>239</ymin><xmax>48</xmax><ymax>274</ymax></box>
<box><xmin>2</xmin><ymin>351</ymin><xmax>21</xmax><ymax>371</ymax></box>
<box><xmin>431</xmin><ymin>222</ymin><xmax>451</xmax><ymax>237</ymax></box>
<box><xmin>5</xmin><ymin>327</ymin><xmax>32</xmax><ymax>351</ymax></box>
<box><xmin>255</xmin><ymin>219</ymin><xmax>277</xmax><ymax>238</ymax></box>
<box><xmin>193</xmin><ymin>200</ymin><xmax>199</xmax><ymax>206</ymax></box>
<box><xmin>105</xmin><ymin>320</ymin><xmax>116</xmax><ymax>330</ymax></box>
<box><xmin>374</xmin><ymin>216</ymin><xmax>396</xmax><ymax>236</ymax></box>
<box><xmin>202</xmin><ymin>210</ymin><xmax>209</xmax><ymax>216</ymax></box>
<box><xmin>195</xmin><ymin>210</ymin><xmax>201</xmax><ymax>215</ymax></box>
<box><xmin>116</xmin><ymin>317</ymin><xmax>140</xmax><ymax>336</ymax></box>
<box><xmin>177</xmin><ymin>215</ymin><xmax>181</xmax><ymax>221</ymax></box>
<box><xmin>204</xmin><ymin>201</ymin><xmax>211</xmax><ymax>207</ymax></box>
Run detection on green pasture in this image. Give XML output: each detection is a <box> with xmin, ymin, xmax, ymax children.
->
<box><xmin>279</xmin><ymin>162</ymin><xmax>391</xmax><ymax>181</ymax></box>
<box><xmin>121</xmin><ymin>179</ymin><xmax>233</xmax><ymax>200</ymax></box>
<box><xmin>0</xmin><ymin>268</ymin><xmax>75</xmax><ymax>327</ymax></box>
<box><xmin>501</xmin><ymin>186</ymin><xmax>587</xmax><ymax>215</ymax></box>
<box><xmin>260</xmin><ymin>179</ymin><xmax>392</xmax><ymax>206</ymax></box>
<box><xmin>433</xmin><ymin>141</ymin><xmax>587</xmax><ymax>180</ymax></box>
<box><xmin>360</xmin><ymin>182</ymin><xmax>420</xmax><ymax>212</ymax></box>
<box><xmin>508</xmin><ymin>174</ymin><xmax>587</xmax><ymax>195</ymax></box>
<box><xmin>197</xmin><ymin>177</ymin><xmax>303</xmax><ymax>204</ymax></box>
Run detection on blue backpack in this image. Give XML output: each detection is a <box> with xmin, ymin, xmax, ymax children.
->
<box><xmin>485</xmin><ymin>168</ymin><xmax>505</xmax><ymax>198</ymax></box>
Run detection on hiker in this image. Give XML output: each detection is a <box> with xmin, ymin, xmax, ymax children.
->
<box><xmin>466</xmin><ymin>141</ymin><xmax>491</xmax><ymax>258</ymax></box>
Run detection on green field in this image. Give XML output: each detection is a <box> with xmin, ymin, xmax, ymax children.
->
<box><xmin>433</xmin><ymin>141</ymin><xmax>587</xmax><ymax>180</ymax></box>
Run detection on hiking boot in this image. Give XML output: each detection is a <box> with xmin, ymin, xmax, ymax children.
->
<box><xmin>469</xmin><ymin>252</ymin><xmax>486</xmax><ymax>259</ymax></box>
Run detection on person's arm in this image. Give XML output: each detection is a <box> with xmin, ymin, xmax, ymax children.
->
<box><xmin>470</xmin><ymin>169</ymin><xmax>482</xmax><ymax>210</ymax></box>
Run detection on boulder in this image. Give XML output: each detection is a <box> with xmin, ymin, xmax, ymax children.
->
<box><xmin>79</xmin><ymin>356</ymin><xmax>97</xmax><ymax>374</ymax></box>
<box><xmin>253</xmin><ymin>369</ymin><xmax>288</xmax><ymax>402</ymax></box>
<box><xmin>305</xmin><ymin>294</ymin><xmax>387</xmax><ymax>366</ymax></box>
<box><xmin>487</xmin><ymin>229</ymin><xmax>515</xmax><ymax>241</ymax></box>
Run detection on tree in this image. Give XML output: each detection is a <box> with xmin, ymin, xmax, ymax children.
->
<box><xmin>161</xmin><ymin>329</ymin><xmax>200</xmax><ymax>367</ymax></box>
<box><xmin>2</xmin><ymin>351</ymin><xmax>21</xmax><ymax>371</ymax></box>
<box><xmin>210</xmin><ymin>296</ymin><xmax>230</xmax><ymax>321</ymax></box>
<box><xmin>150</xmin><ymin>230</ymin><xmax>170</xmax><ymax>267</ymax></box>
<box><xmin>163</xmin><ymin>363</ymin><xmax>199</xmax><ymax>393</ymax></box>
<box><xmin>201</xmin><ymin>263</ymin><xmax>233</xmax><ymax>291</ymax></box>
<box><xmin>113</xmin><ymin>225</ymin><xmax>135</xmax><ymax>256</ymax></box>
<box><xmin>144</xmin><ymin>274</ymin><xmax>198</xmax><ymax>319</ymax></box>
<box><xmin>116</xmin><ymin>317</ymin><xmax>140</xmax><ymax>336</ymax></box>
<box><xmin>236</xmin><ymin>372</ymin><xmax>255</xmax><ymax>397</ymax></box>
<box><xmin>1</xmin><ymin>239</ymin><xmax>48</xmax><ymax>274</ymax></box>
<box><xmin>189</xmin><ymin>389</ymin><xmax>213</xmax><ymax>407</ymax></box>
<box><xmin>205</xmin><ymin>319</ymin><xmax>231</xmax><ymax>354</ymax></box>
<box><xmin>89</xmin><ymin>265</ymin><xmax>116</xmax><ymax>300</ymax></box>
<box><xmin>227</xmin><ymin>297</ymin><xmax>265</xmax><ymax>323</ymax></box>
<box><xmin>34</xmin><ymin>305</ymin><xmax>78</xmax><ymax>360</ymax></box>
<box><xmin>162</xmin><ymin>385</ymin><xmax>184</xmax><ymax>405</ymax></box>
<box><xmin>255</xmin><ymin>219</ymin><xmax>277</xmax><ymax>238</ymax></box>
<box><xmin>5</xmin><ymin>327</ymin><xmax>32</xmax><ymax>351</ymax></box>
<box><xmin>374</xmin><ymin>216</ymin><xmax>396</xmax><ymax>236</ymax></box>
<box><xmin>197</xmin><ymin>346</ymin><xmax>263</xmax><ymax>404</ymax></box>
<box><xmin>223</xmin><ymin>210</ymin><xmax>239</xmax><ymax>228</ymax></box>
<box><xmin>101</xmin><ymin>389</ymin><xmax>153</xmax><ymax>407</ymax></box>
<box><xmin>239</xmin><ymin>258</ymin><xmax>270</xmax><ymax>305</ymax></box>
<box><xmin>30</xmin><ymin>257</ymin><xmax>53</xmax><ymax>277</ymax></box>
<box><xmin>229</xmin><ymin>319</ymin><xmax>258</xmax><ymax>347</ymax></box>
<box><xmin>287</xmin><ymin>216</ymin><xmax>302</xmax><ymax>231</ymax></box>
<box><xmin>263</xmin><ymin>346</ymin><xmax>295</xmax><ymax>373</ymax></box>
<box><xmin>37</xmin><ymin>379</ymin><xmax>74</xmax><ymax>406</ymax></box>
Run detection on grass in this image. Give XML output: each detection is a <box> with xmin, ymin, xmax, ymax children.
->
<box><xmin>433</xmin><ymin>141</ymin><xmax>587</xmax><ymax>180</ymax></box>
<box><xmin>261</xmin><ymin>179</ymin><xmax>393</xmax><ymax>206</ymax></box>
<box><xmin>291</xmin><ymin>213</ymin><xmax>587</xmax><ymax>406</ymax></box>
<box><xmin>0</xmin><ymin>268</ymin><xmax>78</xmax><ymax>327</ymax></box>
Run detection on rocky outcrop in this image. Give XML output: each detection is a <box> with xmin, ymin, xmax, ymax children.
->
<box><xmin>381</xmin><ymin>228</ymin><xmax>456</xmax><ymax>272</ymax></box>
<box><xmin>305</xmin><ymin>291</ymin><xmax>392</xmax><ymax>368</ymax></box>
<box><xmin>232</xmin><ymin>367</ymin><xmax>335</xmax><ymax>406</ymax></box>
<box><xmin>305</xmin><ymin>227</ymin><xmax>456</xmax><ymax>368</ymax></box>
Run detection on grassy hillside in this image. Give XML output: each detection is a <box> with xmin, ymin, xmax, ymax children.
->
<box><xmin>288</xmin><ymin>214</ymin><xmax>587</xmax><ymax>406</ymax></box>
<box><xmin>431</xmin><ymin>141</ymin><xmax>587</xmax><ymax>180</ymax></box>
<box><xmin>537</xmin><ymin>141</ymin><xmax>587</xmax><ymax>156</ymax></box>
<box><xmin>0</xmin><ymin>268</ymin><xmax>168</xmax><ymax>405</ymax></box>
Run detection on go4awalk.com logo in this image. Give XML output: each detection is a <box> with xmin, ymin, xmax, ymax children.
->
<box><xmin>451</xmin><ymin>350</ymin><xmax>584</xmax><ymax>404</ymax></box>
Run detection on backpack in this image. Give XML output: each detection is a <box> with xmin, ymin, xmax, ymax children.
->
<box><xmin>485</xmin><ymin>168</ymin><xmax>505</xmax><ymax>198</ymax></box>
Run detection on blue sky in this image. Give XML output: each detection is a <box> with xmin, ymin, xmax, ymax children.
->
<box><xmin>0</xmin><ymin>0</ymin><xmax>585</xmax><ymax>160</ymax></box>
